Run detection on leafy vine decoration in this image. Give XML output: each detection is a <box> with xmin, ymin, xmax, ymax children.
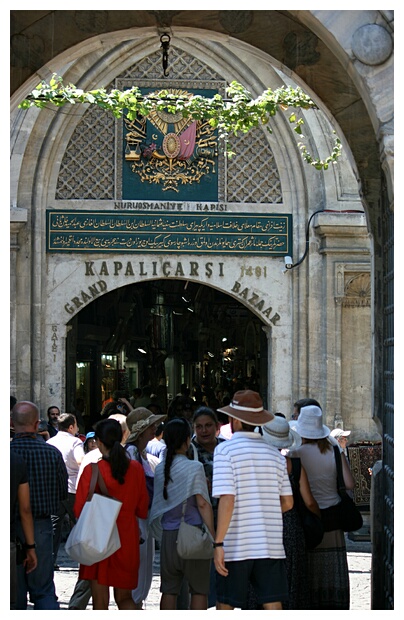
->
<box><xmin>19</xmin><ymin>74</ymin><xmax>342</xmax><ymax>170</ymax></box>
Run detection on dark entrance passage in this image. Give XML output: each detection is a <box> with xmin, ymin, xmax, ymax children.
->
<box><xmin>65</xmin><ymin>280</ymin><xmax>267</xmax><ymax>430</ymax></box>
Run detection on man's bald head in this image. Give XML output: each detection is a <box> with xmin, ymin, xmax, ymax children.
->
<box><xmin>11</xmin><ymin>401</ymin><xmax>40</xmax><ymax>432</ymax></box>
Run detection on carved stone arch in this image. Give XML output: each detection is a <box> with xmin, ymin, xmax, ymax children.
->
<box><xmin>59</xmin><ymin>272</ymin><xmax>272</xmax><ymax>406</ymax></box>
<box><xmin>9</xmin><ymin>12</ymin><xmax>394</xmax><ymax>607</ymax></box>
<box><xmin>11</xmin><ymin>32</ymin><xmax>334</xmax><ymax>218</ymax></box>
<box><xmin>10</xmin><ymin>27</ymin><xmax>363</xmax><ymax>420</ymax></box>
<box><xmin>55</xmin><ymin>42</ymin><xmax>287</xmax><ymax>204</ymax></box>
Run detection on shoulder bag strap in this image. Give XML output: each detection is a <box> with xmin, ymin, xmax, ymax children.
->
<box><xmin>333</xmin><ymin>445</ymin><xmax>347</xmax><ymax>496</ymax></box>
<box><xmin>88</xmin><ymin>462</ymin><xmax>113</xmax><ymax>499</ymax></box>
<box><xmin>134</xmin><ymin>445</ymin><xmax>142</xmax><ymax>465</ymax></box>
<box><xmin>189</xmin><ymin>440</ymin><xmax>199</xmax><ymax>460</ymax></box>
<box><xmin>180</xmin><ymin>499</ymin><xmax>188</xmax><ymax>522</ymax></box>
<box><xmin>87</xmin><ymin>463</ymin><xmax>99</xmax><ymax>501</ymax></box>
<box><xmin>291</xmin><ymin>457</ymin><xmax>301</xmax><ymax>483</ymax></box>
<box><xmin>290</xmin><ymin>457</ymin><xmax>303</xmax><ymax>507</ymax></box>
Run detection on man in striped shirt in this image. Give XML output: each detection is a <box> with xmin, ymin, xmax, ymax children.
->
<box><xmin>212</xmin><ymin>390</ymin><xmax>293</xmax><ymax>610</ymax></box>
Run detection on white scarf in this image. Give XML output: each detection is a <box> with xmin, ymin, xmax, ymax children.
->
<box><xmin>148</xmin><ymin>454</ymin><xmax>211</xmax><ymax>540</ymax></box>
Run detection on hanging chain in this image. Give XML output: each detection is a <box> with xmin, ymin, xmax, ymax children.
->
<box><xmin>160</xmin><ymin>33</ymin><xmax>171</xmax><ymax>77</ymax></box>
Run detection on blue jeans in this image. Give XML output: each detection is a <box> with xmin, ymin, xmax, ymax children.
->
<box><xmin>16</xmin><ymin>517</ymin><xmax>59</xmax><ymax>609</ymax></box>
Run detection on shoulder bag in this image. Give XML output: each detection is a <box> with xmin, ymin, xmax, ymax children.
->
<box><xmin>65</xmin><ymin>463</ymin><xmax>122</xmax><ymax>566</ymax></box>
<box><xmin>320</xmin><ymin>446</ymin><xmax>363</xmax><ymax>533</ymax></box>
<box><xmin>133</xmin><ymin>445</ymin><xmax>155</xmax><ymax>509</ymax></box>
<box><xmin>176</xmin><ymin>499</ymin><xmax>214</xmax><ymax>560</ymax></box>
<box><xmin>291</xmin><ymin>458</ymin><xmax>324</xmax><ymax>549</ymax></box>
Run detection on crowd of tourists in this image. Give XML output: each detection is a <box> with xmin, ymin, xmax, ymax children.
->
<box><xmin>10</xmin><ymin>383</ymin><xmax>357</xmax><ymax>610</ymax></box>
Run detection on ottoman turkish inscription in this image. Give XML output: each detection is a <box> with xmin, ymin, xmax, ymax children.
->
<box><xmin>46</xmin><ymin>210</ymin><xmax>292</xmax><ymax>256</ymax></box>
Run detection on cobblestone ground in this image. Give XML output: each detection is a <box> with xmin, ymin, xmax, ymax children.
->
<box><xmin>27</xmin><ymin>536</ymin><xmax>372</xmax><ymax>611</ymax></box>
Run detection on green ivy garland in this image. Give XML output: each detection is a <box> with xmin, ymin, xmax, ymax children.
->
<box><xmin>19</xmin><ymin>74</ymin><xmax>341</xmax><ymax>170</ymax></box>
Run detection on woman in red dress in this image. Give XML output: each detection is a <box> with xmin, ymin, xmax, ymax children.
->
<box><xmin>74</xmin><ymin>418</ymin><xmax>149</xmax><ymax>609</ymax></box>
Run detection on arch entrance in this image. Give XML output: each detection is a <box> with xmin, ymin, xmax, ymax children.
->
<box><xmin>10</xmin><ymin>11</ymin><xmax>394</xmax><ymax>607</ymax></box>
<box><xmin>66</xmin><ymin>279</ymin><xmax>267</xmax><ymax>429</ymax></box>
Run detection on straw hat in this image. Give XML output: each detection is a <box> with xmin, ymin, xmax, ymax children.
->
<box><xmin>295</xmin><ymin>405</ymin><xmax>330</xmax><ymax>440</ymax></box>
<box><xmin>262</xmin><ymin>416</ymin><xmax>302</xmax><ymax>450</ymax></box>
<box><xmin>217</xmin><ymin>390</ymin><xmax>274</xmax><ymax>426</ymax></box>
<box><xmin>126</xmin><ymin>407</ymin><xmax>166</xmax><ymax>443</ymax></box>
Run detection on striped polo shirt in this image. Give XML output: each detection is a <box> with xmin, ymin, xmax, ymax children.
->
<box><xmin>212</xmin><ymin>431</ymin><xmax>292</xmax><ymax>561</ymax></box>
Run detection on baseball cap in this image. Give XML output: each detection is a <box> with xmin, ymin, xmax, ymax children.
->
<box><xmin>330</xmin><ymin>428</ymin><xmax>351</xmax><ymax>439</ymax></box>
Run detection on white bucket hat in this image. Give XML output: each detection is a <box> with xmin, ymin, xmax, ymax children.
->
<box><xmin>295</xmin><ymin>405</ymin><xmax>330</xmax><ymax>440</ymax></box>
<box><xmin>262</xmin><ymin>416</ymin><xmax>302</xmax><ymax>450</ymax></box>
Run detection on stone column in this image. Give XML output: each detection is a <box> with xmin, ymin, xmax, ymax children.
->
<box><xmin>10</xmin><ymin>207</ymin><xmax>28</xmax><ymax>398</ymax></box>
<box><xmin>314</xmin><ymin>211</ymin><xmax>371</xmax><ymax>433</ymax></box>
<box><xmin>44</xmin><ymin>322</ymin><xmax>69</xmax><ymax>412</ymax></box>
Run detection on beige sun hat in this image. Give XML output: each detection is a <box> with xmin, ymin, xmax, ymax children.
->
<box><xmin>126</xmin><ymin>407</ymin><xmax>166</xmax><ymax>443</ymax></box>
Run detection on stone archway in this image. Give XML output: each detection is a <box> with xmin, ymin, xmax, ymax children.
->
<box><xmin>10</xmin><ymin>13</ymin><xmax>394</xmax><ymax>606</ymax></box>
<box><xmin>44</xmin><ymin>251</ymin><xmax>288</xmax><ymax>418</ymax></box>
<box><xmin>63</xmin><ymin>277</ymin><xmax>269</xmax><ymax>425</ymax></box>
<box><xmin>11</xmin><ymin>28</ymin><xmax>365</xmax><ymax>413</ymax></box>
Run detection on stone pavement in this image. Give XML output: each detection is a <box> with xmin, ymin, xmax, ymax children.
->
<box><xmin>27</xmin><ymin>536</ymin><xmax>372</xmax><ymax>611</ymax></box>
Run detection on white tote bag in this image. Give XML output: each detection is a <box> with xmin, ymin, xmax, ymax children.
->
<box><xmin>65</xmin><ymin>463</ymin><xmax>122</xmax><ymax>566</ymax></box>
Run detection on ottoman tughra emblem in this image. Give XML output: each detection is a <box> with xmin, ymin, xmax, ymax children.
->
<box><xmin>124</xmin><ymin>89</ymin><xmax>218</xmax><ymax>192</ymax></box>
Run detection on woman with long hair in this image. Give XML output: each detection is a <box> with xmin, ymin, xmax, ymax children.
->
<box><xmin>149</xmin><ymin>417</ymin><xmax>215</xmax><ymax>610</ymax></box>
<box><xmin>289</xmin><ymin>405</ymin><xmax>355</xmax><ymax>609</ymax></box>
<box><xmin>74</xmin><ymin>418</ymin><xmax>149</xmax><ymax>610</ymax></box>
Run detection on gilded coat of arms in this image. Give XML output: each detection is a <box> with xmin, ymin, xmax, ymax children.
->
<box><xmin>124</xmin><ymin>89</ymin><xmax>218</xmax><ymax>193</ymax></box>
